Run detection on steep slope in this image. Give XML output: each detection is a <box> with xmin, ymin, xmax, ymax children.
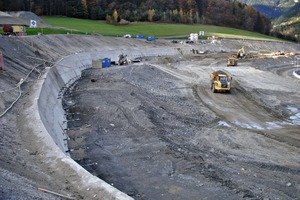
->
<box><xmin>238</xmin><ymin>0</ymin><xmax>298</xmax><ymax>18</ymax></box>
<box><xmin>237</xmin><ymin>0</ymin><xmax>299</xmax><ymax>41</ymax></box>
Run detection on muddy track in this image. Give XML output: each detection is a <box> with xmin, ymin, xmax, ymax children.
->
<box><xmin>193</xmin><ymin>77</ymin><xmax>300</xmax><ymax>150</ymax></box>
<box><xmin>275</xmin><ymin>65</ymin><xmax>298</xmax><ymax>77</ymax></box>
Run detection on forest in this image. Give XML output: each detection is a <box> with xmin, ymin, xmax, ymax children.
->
<box><xmin>0</xmin><ymin>0</ymin><xmax>271</xmax><ymax>34</ymax></box>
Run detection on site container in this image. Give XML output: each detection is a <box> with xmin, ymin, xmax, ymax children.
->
<box><xmin>147</xmin><ymin>36</ymin><xmax>156</xmax><ymax>41</ymax></box>
<box><xmin>189</xmin><ymin>33</ymin><xmax>198</xmax><ymax>42</ymax></box>
<box><xmin>12</xmin><ymin>26</ymin><xmax>26</xmax><ymax>33</ymax></box>
<box><xmin>136</xmin><ymin>34</ymin><xmax>145</xmax><ymax>39</ymax></box>
<box><xmin>92</xmin><ymin>60</ymin><xmax>102</xmax><ymax>68</ymax></box>
<box><xmin>102</xmin><ymin>58</ymin><xmax>111</xmax><ymax>68</ymax></box>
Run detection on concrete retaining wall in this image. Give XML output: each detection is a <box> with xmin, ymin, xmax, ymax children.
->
<box><xmin>38</xmin><ymin>47</ymin><xmax>179</xmax><ymax>152</ymax></box>
<box><xmin>293</xmin><ymin>69</ymin><xmax>300</xmax><ymax>79</ymax></box>
<box><xmin>31</xmin><ymin>36</ymin><xmax>300</xmax><ymax>198</ymax></box>
<box><xmin>37</xmin><ymin>46</ymin><xmax>179</xmax><ymax>199</ymax></box>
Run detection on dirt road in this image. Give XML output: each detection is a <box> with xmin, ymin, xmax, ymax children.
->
<box><xmin>65</xmin><ymin>52</ymin><xmax>300</xmax><ymax>199</ymax></box>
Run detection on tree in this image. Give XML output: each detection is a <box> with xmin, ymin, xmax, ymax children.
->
<box><xmin>81</xmin><ymin>0</ymin><xmax>89</xmax><ymax>18</ymax></box>
<box><xmin>148</xmin><ymin>9</ymin><xmax>155</xmax><ymax>22</ymax></box>
<box><xmin>179</xmin><ymin>8</ymin><xmax>184</xmax><ymax>23</ymax></box>
<box><xmin>254</xmin><ymin>11</ymin><xmax>263</xmax><ymax>33</ymax></box>
<box><xmin>0</xmin><ymin>0</ymin><xmax>271</xmax><ymax>37</ymax></box>
<box><xmin>113</xmin><ymin>9</ymin><xmax>118</xmax><ymax>22</ymax></box>
<box><xmin>242</xmin><ymin>5</ymin><xmax>257</xmax><ymax>31</ymax></box>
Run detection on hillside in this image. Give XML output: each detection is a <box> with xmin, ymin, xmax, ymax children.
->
<box><xmin>238</xmin><ymin>0</ymin><xmax>297</xmax><ymax>6</ymax></box>
<box><xmin>238</xmin><ymin>0</ymin><xmax>298</xmax><ymax>17</ymax></box>
<box><xmin>237</xmin><ymin>0</ymin><xmax>300</xmax><ymax>41</ymax></box>
<box><xmin>0</xmin><ymin>0</ymin><xmax>270</xmax><ymax>35</ymax></box>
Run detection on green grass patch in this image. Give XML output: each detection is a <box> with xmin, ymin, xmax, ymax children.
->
<box><xmin>42</xmin><ymin>17</ymin><xmax>277</xmax><ymax>40</ymax></box>
<box><xmin>0</xmin><ymin>16</ymin><xmax>278</xmax><ymax>41</ymax></box>
<box><xmin>0</xmin><ymin>27</ymin><xmax>86</xmax><ymax>35</ymax></box>
<box><xmin>26</xmin><ymin>27</ymin><xmax>85</xmax><ymax>35</ymax></box>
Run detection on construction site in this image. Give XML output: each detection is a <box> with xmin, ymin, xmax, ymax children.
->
<box><xmin>1</xmin><ymin>12</ymin><xmax>300</xmax><ymax>200</ymax></box>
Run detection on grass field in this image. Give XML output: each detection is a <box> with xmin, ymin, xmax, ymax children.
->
<box><xmin>42</xmin><ymin>17</ymin><xmax>277</xmax><ymax>40</ymax></box>
<box><xmin>0</xmin><ymin>16</ymin><xmax>278</xmax><ymax>40</ymax></box>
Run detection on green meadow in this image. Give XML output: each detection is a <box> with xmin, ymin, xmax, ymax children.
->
<box><xmin>1</xmin><ymin>16</ymin><xmax>278</xmax><ymax>41</ymax></box>
<box><xmin>42</xmin><ymin>17</ymin><xmax>277</xmax><ymax>40</ymax></box>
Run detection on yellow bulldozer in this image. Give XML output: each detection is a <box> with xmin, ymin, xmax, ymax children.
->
<box><xmin>210</xmin><ymin>71</ymin><xmax>232</xmax><ymax>93</ymax></box>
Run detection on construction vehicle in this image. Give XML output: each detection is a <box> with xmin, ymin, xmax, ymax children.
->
<box><xmin>275</xmin><ymin>50</ymin><xmax>285</xmax><ymax>56</ymax></box>
<box><xmin>210</xmin><ymin>71</ymin><xmax>232</xmax><ymax>93</ymax></box>
<box><xmin>118</xmin><ymin>54</ymin><xmax>131</xmax><ymax>65</ymax></box>
<box><xmin>2</xmin><ymin>25</ymin><xmax>26</xmax><ymax>36</ymax></box>
<box><xmin>231</xmin><ymin>46</ymin><xmax>245</xmax><ymax>59</ymax></box>
<box><xmin>227</xmin><ymin>56</ymin><xmax>238</xmax><ymax>66</ymax></box>
<box><xmin>236</xmin><ymin>46</ymin><xmax>245</xmax><ymax>59</ymax></box>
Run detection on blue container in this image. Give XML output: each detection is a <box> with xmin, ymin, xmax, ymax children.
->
<box><xmin>135</xmin><ymin>34</ymin><xmax>145</xmax><ymax>39</ymax></box>
<box><xmin>147</xmin><ymin>36</ymin><xmax>156</xmax><ymax>41</ymax></box>
<box><xmin>102</xmin><ymin>58</ymin><xmax>111</xmax><ymax>68</ymax></box>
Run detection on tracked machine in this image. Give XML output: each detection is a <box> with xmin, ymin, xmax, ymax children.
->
<box><xmin>118</xmin><ymin>53</ymin><xmax>131</xmax><ymax>65</ymax></box>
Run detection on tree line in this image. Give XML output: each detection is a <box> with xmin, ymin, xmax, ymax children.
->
<box><xmin>0</xmin><ymin>0</ymin><xmax>270</xmax><ymax>34</ymax></box>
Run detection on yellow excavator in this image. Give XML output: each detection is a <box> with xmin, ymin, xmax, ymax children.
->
<box><xmin>230</xmin><ymin>46</ymin><xmax>245</xmax><ymax>59</ymax></box>
<box><xmin>237</xmin><ymin>46</ymin><xmax>245</xmax><ymax>59</ymax></box>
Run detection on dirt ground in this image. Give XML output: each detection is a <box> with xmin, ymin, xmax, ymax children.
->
<box><xmin>0</xmin><ymin>11</ymin><xmax>300</xmax><ymax>200</ymax></box>
<box><xmin>65</xmin><ymin>51</ymin><xmax>300</xmax><ymax>200</ymax></box>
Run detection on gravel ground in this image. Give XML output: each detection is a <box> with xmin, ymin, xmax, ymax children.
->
<box><xmin>0</xmin><ymin>11</ymin><xmax>300</xmax><ymax>200</ymax></box>
<box><xmin>65</xmin><ymin>52</ymin><xmax>300</xmax><ymax>199</ymax></box>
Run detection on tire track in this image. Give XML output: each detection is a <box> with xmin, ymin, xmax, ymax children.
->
<box><xmin>194</xmin><ymin>81</ymin><xmax>285</xmax><ymax>130</ymax></box>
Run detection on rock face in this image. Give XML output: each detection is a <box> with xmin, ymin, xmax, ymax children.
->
<box><xmin>0</xmin><ymin>32</ymin><xmax>300</xmax><ymax>200</ymax></box>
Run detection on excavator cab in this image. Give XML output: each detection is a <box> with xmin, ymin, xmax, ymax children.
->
<box><xmin>237</xmin><ymin>46</ymin><xmax>245</xmax><ymax>59</ymax></box>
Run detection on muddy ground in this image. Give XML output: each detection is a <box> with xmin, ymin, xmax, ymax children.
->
<box><xmin>65</xmin><ymin>51</ymin><xmax>300</xmax><ymax>199</ymax></box>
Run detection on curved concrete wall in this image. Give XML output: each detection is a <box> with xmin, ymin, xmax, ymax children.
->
<box><xmin>38</xmin><ymin>53</ymin><xmax>92</xmax><ymax>152</ymax></box>
<box><xmin>38</xmin><ymin>47</ymin><xmax>180</xmax><ymax>152</ymax></box>
<box><xmin>293</xmin><ymin>70</ymin><xmax>300</xmax><ymax>79</ymax></box>
<box><xmin>37</xmin><ymin>47</ymin><xmax>179</xmax><ymax>199</ymax></box>
<box><xmin>34</xmin><ymin>37</ymin><xmax>300</xmax><ymax>199</ymax></box>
